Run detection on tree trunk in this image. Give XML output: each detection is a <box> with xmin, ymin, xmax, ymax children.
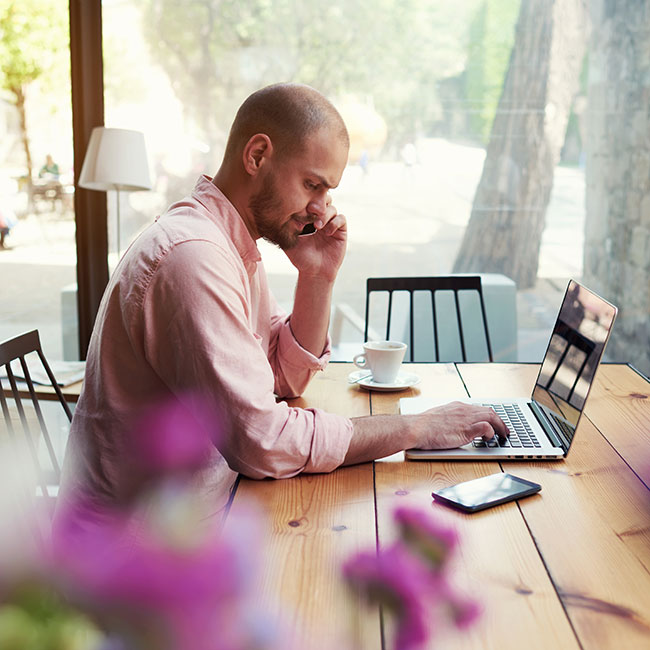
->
<box><xmin>583</xmin><ymin>0</ymin><xmax>650</xmax><ymax>376</ymax></box>
<box><xmin>453</xmin><ymin>0</ymin><xmax>587</xmax><ymax>289</ymax></box>
<box><xmin>13</xmin><ymin>84</ymin><xmax>34</xmax><ymax>205</ymax></box>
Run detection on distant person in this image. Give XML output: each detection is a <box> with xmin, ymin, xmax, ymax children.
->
<box><xmin>39</xmin><ymin>154</ymin><xmax>60</xmax><ymax>179</ymax></box>
<box><xmin>400</xmin><ymin>142</ymin><xmax>417</xmax><ymax>168</ymax></box>
<box><xmin>359</xmin><ymin>149</ymin><xmax>369</xmax><ymax>175</ymax></box>
<box><xmin>0</xmin><ymin>204</ymin><xmax>17</xmax><ymax>250</ymax></box>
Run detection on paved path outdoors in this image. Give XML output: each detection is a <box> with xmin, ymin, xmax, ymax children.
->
<box><xmin>1</xmin><ymin>139</ymin><xmax>583</xmax><ymax>361</ymax></box>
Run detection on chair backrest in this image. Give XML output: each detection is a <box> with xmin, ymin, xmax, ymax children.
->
<box><xmin>364</xmin><ymin>276</ymin><xmax>494</xmax><ymax>362</ymax></box>
<box><xmin>0</xmin><ymin>330</ymin><xmax>72</xmax><ymax>501</ymax></box>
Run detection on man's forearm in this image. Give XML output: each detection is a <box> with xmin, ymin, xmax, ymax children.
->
<box><xmin>344</xmin><ymin>415</ymin><xmax>418</xmax><ymax>465</ymax></box>
<box><xmin>289</xmin><ymin>273</ymin><xmax>334</xmax><ymax>357</ymax></box>
<box><xmin>344</xmin><ymin>403</ymin><xmax>510</xmax><ymax>465</ymax></box>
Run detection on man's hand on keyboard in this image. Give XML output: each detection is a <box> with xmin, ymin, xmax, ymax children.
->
<box><xmin>414</xmin><ymin>401</ymin><xmax>509</xmax><ymax>450</ymax></box>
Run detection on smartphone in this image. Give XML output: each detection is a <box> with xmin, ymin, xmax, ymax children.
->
<box><xmin>431</xmin><ymin>473</ymin><xmax>541</xmax><ymax>513</ymax></box>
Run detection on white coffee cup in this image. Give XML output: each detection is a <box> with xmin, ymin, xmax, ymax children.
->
<box><xmin>353</xmin><ymin>341</ymin><xmax>407</xmax><ymax>384</ymax></box>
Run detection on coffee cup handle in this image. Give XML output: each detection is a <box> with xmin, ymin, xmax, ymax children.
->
<box><xmin>353</xmin><ymin>354</ymin><xmax>367</xmax><ymax>369</ymax></box>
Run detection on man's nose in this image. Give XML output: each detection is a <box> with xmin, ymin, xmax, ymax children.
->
<box><xmin>307</xmin><ymin>192</ymin><xmax>329</xmax><ymax>217</ymax></box>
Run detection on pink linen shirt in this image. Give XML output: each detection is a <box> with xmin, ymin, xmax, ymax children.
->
<box><xmin>59</xmin><ymin>176</ymin><xmax>354</xmax><ymax>514</ymax></box>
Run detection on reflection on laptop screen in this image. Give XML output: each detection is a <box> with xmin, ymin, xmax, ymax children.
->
<box><xmin>532</xmin><ymin>280</ymin><xmax>617</xmax><ymax>446</ymax></box>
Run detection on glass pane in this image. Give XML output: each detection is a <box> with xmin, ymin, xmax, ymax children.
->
<box><xmin>100</xmin><ymin>0</ymin><xmax>648</xmax><ymax>373</ymax></box>
<box><xmin>0</xmin><ymin>0</ymin><xmax>76</xmax><ymax>360</ymax></box>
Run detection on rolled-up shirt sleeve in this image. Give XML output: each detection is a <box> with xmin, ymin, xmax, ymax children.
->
<box><xmin>141</xmin><ymin>240</ymin><xmax>354</xmax><ymax>479</ymax></box>
<box><xmin>267</xmin><ymin>293</ymin><xmax>332</xmax><ymax>398</ymax></box>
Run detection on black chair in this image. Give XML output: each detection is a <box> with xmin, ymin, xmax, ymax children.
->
<box><xmin>363</xmin><ymin>276</ymin><xmax>494</xmax><ymax>362</ymax></box>
<box><xmin>0</xmin><ymin>330</ymin><xmax>72</xmax><ymax>502</ymax></box>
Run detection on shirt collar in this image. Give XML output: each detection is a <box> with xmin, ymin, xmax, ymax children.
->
<box><xmin>191</xmin><ymin>175</ymin><xmax>262</xmax><ymax>274</ymax></box>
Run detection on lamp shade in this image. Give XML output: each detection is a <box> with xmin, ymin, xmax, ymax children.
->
<box><xmin>78</xmin><ymin>127</ymin><xmax>152</xmax><ymax>192</ymax></box>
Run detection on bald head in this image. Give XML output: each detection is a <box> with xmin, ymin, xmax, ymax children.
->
<box><xmin>223</xmin><ymin>83</ymin><xmax>349</xmax><ymax>163</ymax></box>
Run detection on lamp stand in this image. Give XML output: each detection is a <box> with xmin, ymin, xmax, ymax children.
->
<box><xmin>115</xmin><ymin>185</ymin><xmax>121</xmax><ymax>257</ymax></box>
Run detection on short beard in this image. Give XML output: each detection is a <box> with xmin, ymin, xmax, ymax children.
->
<box><xmin>249</xmin><ymin>172</ymin><xmax>299</xmax><ymax>250</ymax></box>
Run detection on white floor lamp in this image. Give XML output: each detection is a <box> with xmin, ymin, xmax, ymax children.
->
<box><xmin>78</xmin><ymin>127</ymin><xmax>152</xmax><ymax>258</ymax></box>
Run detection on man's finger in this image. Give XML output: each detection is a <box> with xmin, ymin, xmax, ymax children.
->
<box><xmin>485</xmin><ymin>409</ymin><xmax>509</xmax><ymax>437</ymax></box>
<box><xmin>321</xmin><ymin>212</ymin><xmax>346</xmax><ymax>236</ymax></box>
<box><xmin>312</xmin><ymin>202</ymin><xmax>337</xmax><ymax>230</ymax></box>
<box><xmin>472</xmin><ymin>405</ymin><xmax>508</xmax><ymax>438</ymax></box>
<box><xmin>469</xmin><ymin>421</ymin><xmax>494</xmax><ymax>441</ymax></box>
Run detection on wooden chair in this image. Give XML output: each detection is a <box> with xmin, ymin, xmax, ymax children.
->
<box><xmin>363</xmin><ymin>276</ymin><xmax>494</xmax><ymax>362</ymax></box>
<box><xmin>0</xmin><ymin>330</ymin><xmax>72</xmax><ymax>504</ymax></box>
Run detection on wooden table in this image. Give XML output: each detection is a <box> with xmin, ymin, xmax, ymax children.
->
<box><xmin>226</xmin><ymin>362</ymin><xmax>650</xmax><ymax>649</ymax></box>
<box><xmin>1</xmin><ymin>379</ymin><xmax>82</xmax><ymax>403</ymax></box>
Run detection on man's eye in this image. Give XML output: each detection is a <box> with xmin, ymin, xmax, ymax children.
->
<box><xmin>305</xmin><ymin>181</ymin><xmax>317</xmax><ymax>191</ymax></box>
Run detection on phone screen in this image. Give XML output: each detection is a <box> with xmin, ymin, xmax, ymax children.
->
<box><xmin>432</xmin><ymin>473</ymin><xmax>541</xmax><ymax>513</ymax></box>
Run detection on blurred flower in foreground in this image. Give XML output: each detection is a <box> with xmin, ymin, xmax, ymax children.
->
<box><xmin>47</xmin><ymin>501</ymin><xmax>273</xmax><ymax>650</ymax></box>
<box><xmin>343</xmin><ymin>505</ymin><xmax>480</xmax><ymax>650</ymax></box>
<box><xmin>0</xmin><ymin>396</ymin><xmax>286</xmax><ymax>650</ymax></box>
<box><xmin>343</xmin><ymin>544</ymin><xmax>435</xmax><ymax>650</ymax></box>
<box><xmin>120</xmin><ymin>395</ymin><xmax>221</xmax><ymax>506</ymax></box>
<box><xmin>393</xmin><ymin>506</ymin><xmax>458</xmax><ymax>572</ymax></box>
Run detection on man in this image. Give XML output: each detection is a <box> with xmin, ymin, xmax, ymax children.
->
<box><xmin>59</xmin><ymin>83</ymin><xmax>506</xmax><ymax>514</ymax></box>
<box><xmin>39</xmin><ymin>154</ymin><xmax>60</xmax><ymax>179</ymax></box>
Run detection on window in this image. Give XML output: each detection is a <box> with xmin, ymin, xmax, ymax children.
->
<box><xmin>0</xmin><ymin>0</ymin><xmax>76</xmax><ymax>359</ymax></box>
<box><xmin>4</xmin><ymin>0</ymin><xmax>643</xmax><ymax>371</ymax></box>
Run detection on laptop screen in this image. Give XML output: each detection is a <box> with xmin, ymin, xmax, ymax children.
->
<box><xmin>532</xmin><ymin>280</ymin><xmax>617</xmax><ymax>447</ymax></box>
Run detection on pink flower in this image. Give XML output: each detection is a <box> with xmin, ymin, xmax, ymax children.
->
<box><xmin>393</xmin><ymin>505</ymin><xmax>458</xmax><ymax>572</ymax></box>
<box><xmin>343</xmin><ymin>506</ymin><xmax>481</xmax><ymax>649</ymax></box>
<box><xmin>111</xmin><ymin>394</ymin><xmax>223</xmax><ymax>504</ymax></box>
<box><xmin>1</xmin><ymin>395</ymin><xmax>289</xmax><ymax>650</ymax></box>
<box><xmin>131</xmin><ymin>394</ymin><xmax>220</xmax><ymax>475</ymax></box>
<box><xmin>343</xmin><ymin>543</ymin><xmax>436</xmax><ymax>650</ymax></box>
<box><xmin>47</xmin><ymin>500</ymin><xmax>277</xmax><ymax>650</ymax></box>
<box><xmin>447</xmin><ymin>591</ymin><xmax>481</xmax><ymax>629</ymax></box>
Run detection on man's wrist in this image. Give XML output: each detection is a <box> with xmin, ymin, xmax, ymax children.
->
<box><xmin>296</xmin><ymin>271</ymin><xmax>337</xmax><ymax>287</ymax></box>
<box><xmin>404</xmin><ymin>414</ymin><xmax>423</xmax><ymax>450</ymax></box>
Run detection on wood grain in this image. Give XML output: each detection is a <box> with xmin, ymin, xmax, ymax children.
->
<box><xmin>375</xmin><ymin>462</ymin><xmax>580</xmax><ymax>649</ymax></box>
<box><xmin>224</xmin><ymin>362</ymin><xmax>650</xmax><ymax>649</ymax></box>
<box><xmin>282</xmin><ymin>362</ymin><xmax>372</xmax><ymax>417</ymax></box>
<box><xmin>369</xmin><ymin>363</ymin><xmax>467</xmax><ymax>416</ymax></box>
<box><xmin>226</xmin><ymin>362</ymin><xmax>379</xmax><ymax>649</ymax></box>
<box><xmin>583</xmin><ymin>364</ymin><xmax>650</xmax><ymax>487</ymax></box>
<box><xmin>458</xmin><ymin>363</ymin><xmax>650</xmax><ymax>649</ymax></box>
<box><xmin>375</xmin><ymin>363</ymin><xmax>579</xmax><ymax>649</ymax></box>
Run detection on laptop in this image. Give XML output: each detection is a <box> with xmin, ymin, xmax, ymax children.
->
<box><xmin>402</xmin><ymin>280</ymin><xmax>617</xmax><ymax>461</ymax></box>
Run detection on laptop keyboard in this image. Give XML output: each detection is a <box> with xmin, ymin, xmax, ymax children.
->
<box><xmin>472</xmin><ymin>403</ymin><xmax>541</xmax><ymax>449</ymax></box>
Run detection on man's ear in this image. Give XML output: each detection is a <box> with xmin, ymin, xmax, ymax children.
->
<box><xmin>242</xmin><ymin>134</ymin><xmax>273</xmax><ymax>176</ymax></box>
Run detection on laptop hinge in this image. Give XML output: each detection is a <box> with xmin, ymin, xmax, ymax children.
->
<box><xmin>528</xmin><ymin>401</ymin><xmax>568</xmax><ymax>454</ymax></box>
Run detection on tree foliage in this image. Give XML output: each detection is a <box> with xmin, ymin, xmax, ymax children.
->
<box><xmin>0</xmin><ymin>0</ymin><xmax>69</xmax><ymax>185</ymax></box>
<box><xmin>464</xmin><ymin>0</ymin><xmax>520</xmax><ymax>143</ymax></box>
<box><xmin>140</xmin><ymin>0</ymin><xmax>477</xmax><ymax>157</ymax></box>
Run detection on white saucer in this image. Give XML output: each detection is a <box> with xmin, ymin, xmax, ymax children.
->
<box><xmin>348</xmin><ymin>370</ymin><xmax>421</xmax><ymax>392</ymax></box>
